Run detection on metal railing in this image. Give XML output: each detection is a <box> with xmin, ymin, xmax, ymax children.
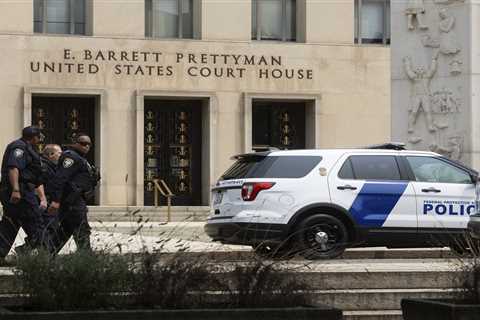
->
<box><xmin>153</xmin><ymin>179</ymin><xmax>174</xmax><ymax>222</ymax></box>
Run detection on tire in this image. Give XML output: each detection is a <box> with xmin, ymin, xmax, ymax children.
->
<box><xmin>293</xmin><ymin>214</ymin><xmax>349</xmax><ymax>260</ymax></box>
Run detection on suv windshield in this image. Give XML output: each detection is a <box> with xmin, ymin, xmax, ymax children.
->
<box><xmin>221</xmin><ymin>155</ymin><xmax>322</xmax><ymax>180</ymax></box>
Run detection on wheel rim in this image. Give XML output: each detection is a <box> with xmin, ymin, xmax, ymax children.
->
<box><xmin>304</xmin><ymin>221</ymin><xmax>345</xmax><ymax>254</ymax></box>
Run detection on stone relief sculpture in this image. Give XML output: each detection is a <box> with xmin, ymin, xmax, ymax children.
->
<box><xmin>406</xmin><ymin>0</ymin><xmax>428</xmax><ymax>30</ymax></box>
<box><xmin>403</xmin><ymin>50</ymin><xmax>439</xmax><ymax>133</ymax></box>
<box><xmin>438</xmin><ymin>9</ymin><xmax>461</xmax><ymax>55</ymax></box>
<box><xmin>431</xmin><ymin>87</ymin><xmax>461</xmax><ymax>114</ymax></box>
<box><xmin>429</xmin><ymin>135</ymin><xmax>463</xmax><ymax>160</ymax></box>
<box><xmin>421</xmin><ymin>34</ymin><xmax>440</xmax><ymax>48</ymax></box>
<box><xmin>449</xmin><ymin>59</ymin><xmax>463</xmax><ymax>75</ymax></box>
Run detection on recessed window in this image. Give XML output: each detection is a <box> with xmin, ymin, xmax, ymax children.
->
<box><xmin>145</xmin><ymin>0</ymin><xmax>193</xmax><ymax>39</ymax></box>
<box><xmin>252</xmin><ymin>0</ymin><xmax>296</xmax><ymax>42</ymax></box>
<box><xmin>34</xmin><ymin>0</ymin><xmax>86</xmax><ymax>35</ymax></box>
<box><xmin>355</xmin><ymin>0</ymin><xmax>390</xmax><ymax>45</ymax></box>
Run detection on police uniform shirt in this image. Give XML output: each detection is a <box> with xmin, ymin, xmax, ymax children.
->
<box><xmin>49</xmin><ymin>149</ymin><xmax>93</xmax><ymax>203</ymax></box>
<box><xmin>1</xmin><ymin>139</ymin><xmax>42</xmax><ymax>188</ymax></box>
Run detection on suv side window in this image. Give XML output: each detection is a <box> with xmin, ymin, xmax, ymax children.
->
<box><xmin>406</xmin><ymin>156</ymin><xmax>472</xmax><ymax>184</ymax></box>
<box><xmin>339</xmin><ymin>155</ymin><xmax>401</xmax><ymax>180</ymax></box>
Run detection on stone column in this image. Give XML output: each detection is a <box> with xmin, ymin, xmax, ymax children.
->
<box><xmin>391</xmin><ymin>0</ymin><xmax>471</xmax><ymax>164</ymax></box>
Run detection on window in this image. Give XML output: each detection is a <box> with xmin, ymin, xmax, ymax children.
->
<box><xmin>252</xmin><ymin>0</ymin><xmax>296</xmax><ymax>41</ymax></box>
<box><xmin>355</xmin><ymin>0</ymin><xmax>390</xmax><ymax>45</ymax></box>
<box><xmin>221</xmin><ymin>156</ymin><xmax>321</xmax><ymax>180</ymax></box>
<box><xmin>338</xmin><ymin>158</ymin><xmax>355</xmax><ymax>180</ymax></box>
<box><xmin>34</xmin><ymin>0</ymin><xmax>86</xmax><ymax>35</ymax></box>
<box><xmin>146</xmin><ymin>0</ymin><xmax>193</xmax><ymax>39</ymax></box>
<box><xmin>345</xmin><ymin>155</ymin><xmax>401</xmax><ymax>180</ymax></box>
<box><xmin>406</xmin><ymin>157</ymin><xmax>472</xmax><ymax>184</ymax></box>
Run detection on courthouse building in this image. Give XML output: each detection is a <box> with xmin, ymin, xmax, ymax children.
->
<box><xmin>0</xmin><ymin>0</ymin><xmax>390</xmax><ymax>206</ymax></box>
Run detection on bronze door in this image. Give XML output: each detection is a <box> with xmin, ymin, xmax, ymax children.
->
<box><xmin>144</xmin><ymin>100</ymin><xmax>202</xmax><ymax>206</ymax></box>
<box><xmin>252</xmin><ymin>101</ymin><xmax>306</xmax><ymax>150</ymax></box>
<box><xmin>32</xmin><ymin>96</ymin><xmax>96</xmax><ymax>164</ymax></box>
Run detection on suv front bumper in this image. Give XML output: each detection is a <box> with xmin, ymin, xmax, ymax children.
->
<box><xmin>204</xmin><ymin>222</ymin><xmax>287</xmax><ymax>246</ymax></box>
<box><xmin>468</xmin><ymin>214</ymin><xmax>480</xmax><ymax>239</ymax></box>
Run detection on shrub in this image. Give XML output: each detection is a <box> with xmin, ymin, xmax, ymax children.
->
<box><xmin>14</xmin><ymin>249</ymin><xmax>132</xmax><ymax>310</ymax></box>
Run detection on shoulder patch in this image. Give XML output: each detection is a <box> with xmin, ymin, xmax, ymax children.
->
<box><xmin>63</xmin><ymin>158</ymin><xmax>74</xmax><ymax>168</ymax></box>
<box><xmin>13</xmin><ymin>148</ymin><xmax>24</xmax><ymax>158</ymax></box>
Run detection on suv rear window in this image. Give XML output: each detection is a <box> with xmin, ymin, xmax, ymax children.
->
<box><xmin>221</xmin><ymin>156</ymin><xmax>322</xmax><ymax>180</ymax></box>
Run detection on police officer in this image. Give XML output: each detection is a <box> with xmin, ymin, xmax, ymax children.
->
<box><xmin>0</xmin><ymin>126</ymin><xmax>48</xmax><ymax>258</ymax></box>
<box><xmin>15</xmin><ymin>144</ymin><xmax>63</xmax><ymax>254</ymax></box>
<box><xmin>48</xmin><ymin>134</ymin><xmax>99</xmax><ymax>252</ymax></box>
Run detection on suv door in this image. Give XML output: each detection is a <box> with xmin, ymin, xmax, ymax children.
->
<box><xmin>329</xmin><ymin>154</ymin><xmax>417</xmax><ymax>229</ymax></box>
<box><xmin>405</xmin><ymin>156</ymin><xmax>476</xmax><ymax>229</ymax></box>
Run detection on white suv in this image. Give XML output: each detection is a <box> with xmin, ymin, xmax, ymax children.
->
<box><xmin>204</xmin><ymin>144</ymin><xmax>479</xmax><ymax>259</ymax></box>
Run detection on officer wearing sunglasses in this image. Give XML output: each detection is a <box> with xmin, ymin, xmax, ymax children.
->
<box><xmin>47</xmin><ymin>133</ymin><xmax>100</xmax><ymax>253</ymax></box>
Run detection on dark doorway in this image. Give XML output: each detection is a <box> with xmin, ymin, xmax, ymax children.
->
<box><xmin>144</xmin><ymin>100</ymin><xmax>202</xmax><ymax>206</ymax></box>
<box><xmin>253</xmin><ymin>101</ymin><xmax>306</xmax><ymax>150</ymax></box>
<box><xmin>32</xmin><ymin>96</ymin><xmax>96</xmax><ymax>165</ymax></box>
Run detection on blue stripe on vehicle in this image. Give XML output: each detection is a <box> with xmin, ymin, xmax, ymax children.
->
<box><xmin>349</xmin><ymin>182</ymin><xmax>408</xmax><ymax>228</ymax></box>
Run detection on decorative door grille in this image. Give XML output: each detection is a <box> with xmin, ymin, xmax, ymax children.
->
<box><xmin>32</xmin><ymin>96</ymin><xmax>95</xmax><ymax>164</ymax></box>
<box><xmin>252</xmin><ymin>101</ymin><xmax>306</xmax><ymax>150</ymax></box>
<box><xmin>144</xmin><ymin>100</ymin><xmax>202</xmax><ymax>206</ymax></box>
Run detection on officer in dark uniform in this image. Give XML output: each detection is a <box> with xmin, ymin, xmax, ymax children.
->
<box><xmin>48</xmin><ymin>134</ymin><xmax>100</xmax><ymax>252</ymax></box>
<box><xmin>0</xmin><ymin>126</ymin><xmax>48</xmax><ymax>258</ymax></box>
<box><xmin>15</xmin><ymin>144</ymin><xmax>63</xmax><ymax>254</ymax></box>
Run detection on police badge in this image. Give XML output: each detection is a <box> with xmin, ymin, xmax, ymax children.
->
<box><xmin>13</xmin><ymin>148</ymin><xmax>24</xmax><ymax>158</ymax></box>
<box><xmin>63</xmin><ymin>158</ymin><xmax>74</xmax><ymax>168</ymax></box>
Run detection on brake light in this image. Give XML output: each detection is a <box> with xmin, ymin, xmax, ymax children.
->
<box><xmin>241</xmin><ymin>182</ymin><xmax>275</xmax><ymax>201</ymax></box>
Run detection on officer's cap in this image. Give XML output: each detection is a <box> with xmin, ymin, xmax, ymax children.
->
<box><xmin>22</xmin><ymin>126</ymin><xmax>41</xmax><ymax>139</ymax></box>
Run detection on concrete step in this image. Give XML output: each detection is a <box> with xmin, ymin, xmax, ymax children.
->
<box><xmin>311</xmin><ymin>288</ymin><xmax>459</xmax><ymax>311</ymax></box>
<box><xmin>343</xmin><ymin>310</ymin><xmax>403</xmax><ymax>320</ymax></box>
<box><xmin>87</xmin><ymin>206</ymin><xmax>210</xmax><ymax>222</ymax></box>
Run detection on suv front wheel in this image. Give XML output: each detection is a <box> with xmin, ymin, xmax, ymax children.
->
<box><xmin>293</xmin><ymin>214</ymin><xmax>349</xmax><ymax>259</ymax></box>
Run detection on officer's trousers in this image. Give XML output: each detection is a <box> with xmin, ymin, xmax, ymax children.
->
<box><xmin>52</xmin><ymin>198</ymin><xmax>91</xmax><ymax>253</ymax></box>
<box><xmin>0</xmin><ymin>190</ymin><xmax>47</xmax><ymax>258</ymax></box>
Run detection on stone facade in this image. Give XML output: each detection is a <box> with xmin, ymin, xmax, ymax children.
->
<box><xmin>0</xmin><ymin>0</ymin><xmax>390</xmax><ymax>206</ymax></box>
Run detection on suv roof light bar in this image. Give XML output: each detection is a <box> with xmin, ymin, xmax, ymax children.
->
<box><xmin>365</xmin><ymin>142</ymin><xmax>406</xmax><ymax>151</ymax></box>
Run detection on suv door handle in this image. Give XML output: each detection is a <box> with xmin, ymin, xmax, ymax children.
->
<box><xmin>421</xmin><ymin>187</ymin><xmax>441</xmax><ymax>193</ymax></box>
<box><xmin>337</xmin><ymin>185</ymin><xmax>357</xmax><ymax>190</ymax></box>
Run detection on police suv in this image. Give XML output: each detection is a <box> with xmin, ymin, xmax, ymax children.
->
<box><xmin>204</xmin><ymin>143</ymin><xmax>480</xmax><ymax>259</ymax></box>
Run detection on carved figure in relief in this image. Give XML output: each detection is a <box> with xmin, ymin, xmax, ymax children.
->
<box><xmin>403</xmin><ymin>51</ymin><xmax>439</xmax><ymax>133</ymax></box>
<box><xmin>449</xmin><ymin>59</ymin><xmax>463</xmax><ymax>75</ymax></box>
<box><xmin>438</xmin><ymin>9</ymin><xmax>461</xmax><ymax>55</ymax></box>
<box><xmin>431</xmin><ymin>87</ymin><xmax>461</xmax><ymax>114</ymax></box>
<box><xmin>406</xmin><ymin>0</ymin><xmax>428</xmax><ymax>30</ymax></box>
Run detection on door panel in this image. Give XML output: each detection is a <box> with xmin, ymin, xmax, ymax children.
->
<box><xmin>329</xmin><ymin>154</ymin><xmax>417</xmax><ymax>229</ymax></box>
<box><xmin>406</xmin><ymin>156</ymin><xmax>476</xmax><ymax>229</ymax></box>
<box><xmin>32</xmin><ymin>96</ymin><xmax>96</xmax><ymax>165</ymax></box>
<box><xmin>144</xmin><ymin>100</ymin><xmax>202</xmax><ymax>206</ymax></box>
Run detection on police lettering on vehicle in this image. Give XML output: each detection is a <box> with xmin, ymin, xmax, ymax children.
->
<box><xmin>423</xmin><ymin>200</ymin><xmax>476</xmax><ymax>216</ymax></box>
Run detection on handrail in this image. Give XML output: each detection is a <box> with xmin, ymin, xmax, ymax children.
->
<box><xmin>153</xmin><ymin>179</ymin><xmax>175</xmax><ymax>222</ymax></box>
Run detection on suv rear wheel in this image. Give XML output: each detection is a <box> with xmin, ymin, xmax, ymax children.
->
<box><xmin>293</xmin><ymin>214</ymin><xmax>348</xmax><ymax>259</ymax></box>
